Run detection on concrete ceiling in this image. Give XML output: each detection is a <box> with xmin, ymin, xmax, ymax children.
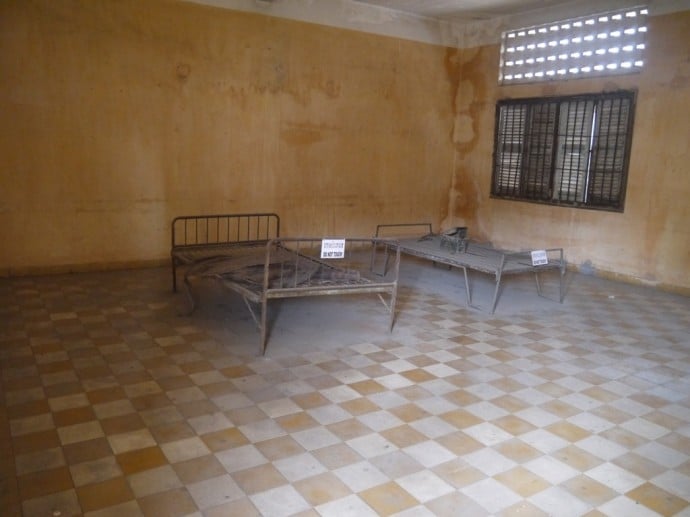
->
<box><xmin>186</xmin><ymin>0</ymin><xmax>686</xmax><ymax>47</ymax></box>
<box><xmin>350</xmin><ymin>0</ymin><xmax>581</xmax><ymax>22</ymax></box>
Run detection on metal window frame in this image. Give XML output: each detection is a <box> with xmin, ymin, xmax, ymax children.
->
<box><xmin>491</xmin><ymin>90</ymin><xmax>636</xmax><ymax>212</ymax></box>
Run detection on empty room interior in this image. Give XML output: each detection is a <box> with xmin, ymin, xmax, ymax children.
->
<box><xmin>1</xmin><ymin>0</ymin><xmax>689</xmax><ymax>515</ymax></box>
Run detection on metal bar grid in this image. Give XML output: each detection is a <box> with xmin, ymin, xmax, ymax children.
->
<box><xmin>182</xmin><ymin>237</ymin><xmax>401</xmax><ymax>355</ymax></box>
<box><xmin>374</xmin><ymin>224</ymin><xmax>565</xmax><ymax>314</ymax></box>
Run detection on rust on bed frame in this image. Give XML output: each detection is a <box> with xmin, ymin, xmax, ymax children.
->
<box><xmin>375</xmin><ymin>223</ymin><xmax>565</xmax><ymax>314</ymax></box>
<box><xmin>179</xmin><ymin>233</ymin><xmax>401</xmax><ymax>355</ymax></box>
<box><xmin>170</xmin><ymin>212</ymin><xmax>280</xmax><ymax>292</ymax></box>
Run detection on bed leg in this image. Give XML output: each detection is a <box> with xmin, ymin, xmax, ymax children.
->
<box><xmin>490</xmin><ymin>272</ymin><xmax>503</xmax><ymax>315</ymax></box>
<box><xmin>181</xmin><ymin>275</ymin><xmax>197</xmax><ymax>315</ymax></box>
<box><xmin>259</xmin><ymin>297</ymin><xmax>268</xmax><ymax>355</ymax></box>
<box><xmin>172</xmin><ymin>261</ymin><xmax>178</xmax><ymax>293</ymax></box>
<box><xmin>462</xmin><ymin>267</ymin><xmax>471</xmax><ymax>307</ymax></box>
<box><xmin>389</xmin><ymin>286</ymin><xmax>398</xmax><ymax>332</ymax></box>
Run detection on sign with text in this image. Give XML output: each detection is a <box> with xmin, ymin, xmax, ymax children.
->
<box><xmin>531</xmin><ymin>249</ymin><xmax>548</xmax><ymax>266</ymax></box>
<box><xmin>321</xmin><ymin>239</ymin><xmax>345</xmax><ymax>259</ymax></box>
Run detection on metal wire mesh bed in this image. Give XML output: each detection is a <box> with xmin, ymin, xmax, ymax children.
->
<box><xmin>182</xmin><ymin>237</ymin><xmax>401</xmax><ymax>354</ymax></box>
<box><xmin>375</xmin><ymin>223</ymin><xmax>565</xmax><ymax>314</ymax></box>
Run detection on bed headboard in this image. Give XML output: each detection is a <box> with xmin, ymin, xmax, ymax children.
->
<box><xmin>172</xmin><ymin>213</ymin><xmax>280</xmax><ymax>249</ymax></box>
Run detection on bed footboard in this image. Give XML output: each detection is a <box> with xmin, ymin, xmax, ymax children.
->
<box><xmin>257</xmin><ymin>238</ymin><xmax>401</xmax><ymax>354</ymax></box>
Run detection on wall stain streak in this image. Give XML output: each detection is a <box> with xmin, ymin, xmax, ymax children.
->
<box><xmin>280</xmin><ymin>123</ymin><xmax>328</xmax><ymax>146</ymax></box>
<box><xmin>443</xmin><ymin>47</ymin><xmax>487</xmax><ymax>233</ymax></box>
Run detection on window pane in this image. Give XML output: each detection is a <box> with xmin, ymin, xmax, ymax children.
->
<box><xmin>588</xmin><ymin>95</ymin><xmax>633</xmax><ymax>207</ymax></box>
<box><xmin>499</xmin><ymin>6</ymin><xmax>648</xmax><ymax>85</ymax></box>
<box><xmin>523</xmin><ymin>103</ymin><xmax>557</xmax><ymax>199</ymax></box>
<box><xmin>494</xmin><ymin>104</ymin><xmax>526</xmax><ymax>195</ymax></box>
<box><xmin>554</xmin><ymin>100</ymin><xmax>594</xmax><ymax>203</ymax></box>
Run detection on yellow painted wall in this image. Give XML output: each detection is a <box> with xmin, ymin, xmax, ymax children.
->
<box><xmin>1</xmin><ymin>0</ymin><xmax>688</xmax><ymax>293</ymax></box>
<box><xmin>0</xmin><ymin>0</ymin><xmax>454</xmax><ymax>273</ymax></box>
<box><xmin>445</xmin><ymin>12</ymin><xmax>690</xmax><ymax>292</ymax></box>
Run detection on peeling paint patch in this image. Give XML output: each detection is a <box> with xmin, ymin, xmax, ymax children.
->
<box><xmin>669</xmin><ymin>72</ymin><xmax>690</xmax><ymax>88</ymax></box>
<box><xmin>280</xmin><ymin>126</ymin><xmax>323</xmax><ymax>145</ymax></box>
<box><xmin>176</xmin><ymin>63</ymin><xmax>191</xmax><ymax>80</ymax></box>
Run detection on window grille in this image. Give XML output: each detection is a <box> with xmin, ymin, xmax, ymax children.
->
<box><xmin>499</xmin><ymin>6</ymin><xmax>647</xmax><ymax>84</ymax></box>
<box><xmin>491</xmin><ymin>90</ymin><xmax>636</xmax><ymax>211</ymax></box>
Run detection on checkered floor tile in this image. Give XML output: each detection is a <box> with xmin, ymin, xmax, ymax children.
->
<box><xmin>1</xmin><ymin>261</ymin><xmax>689</xmax><ymax>516</ymax></box>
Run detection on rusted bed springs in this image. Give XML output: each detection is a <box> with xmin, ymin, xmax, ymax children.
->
<box><xmin>180</xmin><ymin>238</ymin><xmax>401</xmax><ymax>355</ymax></box>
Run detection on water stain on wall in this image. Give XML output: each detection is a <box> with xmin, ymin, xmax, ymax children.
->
<box><xmin>176</xmin><ymin>63</ymin><xmax>190</xmax><ymax>81</ymax></box>
<box><xmin>443</xmin><ymin>47</ymin><xmax>487</xmax><ymax>230</ymax></box>
<box><xmin>280</xmin><ymin>123</ymin><xmax>325</xmax><ymax>146</ymax></box>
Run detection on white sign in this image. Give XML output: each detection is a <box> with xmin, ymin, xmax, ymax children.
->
<box><xmin>531</xmin><ymin>250</ymin><xmax>548</xmax><ymax>266</ymax></box>
<box><xmin>321</xmin><ymin>239</ymin><xmax>345</xmax><ymax>259</ymax></box>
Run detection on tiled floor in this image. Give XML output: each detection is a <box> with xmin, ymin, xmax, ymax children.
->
<box><xmin>1</xmin><ymin>259</ymin><xmax>689</xmax><ymax>516</ymax></box>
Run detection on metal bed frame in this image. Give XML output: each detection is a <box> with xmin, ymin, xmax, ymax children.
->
<box><xmin>178</xmin><ymin>232</ymin><xmax>400</xmax><ymax>354</ymax></box>
<box><xmin>375</xmin><ymin>223</ymin><xmax>565</xmax><ymax>314</ymax></box>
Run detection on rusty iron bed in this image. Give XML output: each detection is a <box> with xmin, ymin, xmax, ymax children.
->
<box><xmin>172</xmin><ymin>215</ymin><xmax>401</xmax><ymax>354</ymax></box>
<box><xmin>375</xmin><ymin>223</ymin><xmax>565</xmax><ymax>314</ymax></box>
<box><xmin>182</xmin><ymin>237</ymin><xmax>400</xmax><ymax>354</ymax></box>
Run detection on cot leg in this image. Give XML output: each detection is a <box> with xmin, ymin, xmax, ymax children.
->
<box><xmin>172</xmin><ymin>261</ymin><xmax>178</xmax><ymax>292</ymax></box>
<box><xmin>389</xmin><ymin>285</ymin><xmax>398</xmax><ymax>331</ymax></box>
<box><xmin>383</xmin><ymin>246</ymin><xmax>391</xmax><ymax>276</ymax></box>
<box><xmin>259</xmin><ymin>297</ymin><xmax>268</xmax><ymax>355</ymax></box>
<box><xmin>462</xmin><ymin>267</ymin><xmax>471</xmax><ymax>307</ymax></box>
<box><xmin>182</xmin><ymin>275</ymin><xmax>197</xmax><ymax>315</ymax></box>
<box><xmin>490</xmin><ymin>273</ymin><xmax>503</xmax><ymax>315</ymax></box>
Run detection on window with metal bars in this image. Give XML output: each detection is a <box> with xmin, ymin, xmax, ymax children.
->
<box><xmin>498</xmin><ymin>6</ymin><xmax>647</xmax><ymax>85</ymax></box>
<box><xmin>491</xmin><ymin>90</ymin><xmax>636</xmax><ymax>211</ymax></box>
